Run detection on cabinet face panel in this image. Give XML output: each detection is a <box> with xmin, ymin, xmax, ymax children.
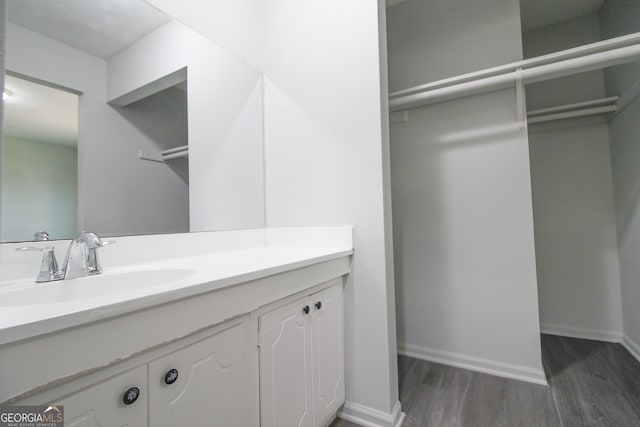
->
<box><xmin>259</xmin><ymin>297</ymin><xmax>313</xmax><ymax>427</ymax></box>
<box><xmin>148</xmin><ymin>321</ymin><xmax>249</xmax><ymax>427</ymax></box>
<box><xmin>311</xmin><ymin>284</ymin><xmax>345</xmax><ymax>427</ymax></box>
<box><xmin>55</xmin><ymin>366</ymin><xmax>147</xmax><ymax>427</ymax></box>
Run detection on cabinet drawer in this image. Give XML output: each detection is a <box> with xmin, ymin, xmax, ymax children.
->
<box><xmin>148</xmin><ymin>320</ymin><xmax>251</xmax><ymax>427</ymax></box>
<box><xmin>53</xmin><ymin>365</ymin><xmax>147</xmax><ymax>427</ymax></box>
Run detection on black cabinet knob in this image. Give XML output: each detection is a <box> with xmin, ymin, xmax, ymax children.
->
<box><xmin>122</xmin><ymin>387</ymin><xmax>140</xmax><ymax>405</ymax></box>
<box><xmin>315</xmin><ymin>301</ymin><xmax>322</xmax><ymax>310</ymax></box>
<box><xmin>302</xmin><ymin>305</ymin><xmax>310</xmax><ymax>314</ymax></box>
<box><xmin>164</xmin><ymin>368</ymin><xmax>179</xmax><ymax>385</ymax></box>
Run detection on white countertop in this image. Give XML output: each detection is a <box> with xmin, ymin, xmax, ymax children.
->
<box><xmin>0</xmin><ymin>245</ymin><xmax>353</xmax><ymax>346</ymax></box>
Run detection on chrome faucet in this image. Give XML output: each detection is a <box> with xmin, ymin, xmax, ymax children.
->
<box><xmin>63</xmin><ymin>231</ymin><xmax>107</xmax><ymax>280</ymax></box>
<box><xmin>17</xmin><ymin>231</ymin><xmax>114</xmax><ymax>282</ymax></box>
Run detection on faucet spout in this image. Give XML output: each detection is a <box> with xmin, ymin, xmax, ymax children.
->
<box><xmin>63</xmin><ymin>231</ymin><xmax>105</xmax><ymax>280</ymax></box>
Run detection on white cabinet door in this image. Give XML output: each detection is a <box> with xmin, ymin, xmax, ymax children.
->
<box><xmin>148</xmin><ymin>320</ymin><xmax>252</xmax><ymax>427</ymax></box>
<box><xmin>259</xmin><ymin>282</ymin><xmax>345</xmax><ymax>427</ymax></box>
<box><xmin>55</xmin><ymin>365</ymin><xmax>147</xmax><ymax>427</ymax></box>
<box><xmin>310</xmin><ymin>285</ymin><xmax>345</xmax><ymax>427</ymax></box>
<box><xmin>259</xmin><ymin>296</ymin><xmax>314</xmax><ymax>427</ymax></box>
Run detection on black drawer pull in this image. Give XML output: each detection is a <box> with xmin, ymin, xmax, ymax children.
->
<box><xmin>122</xmin><ymin>387</ymin><xmax>140</xmax><ymax>405</ymax></box>
<box><xmin>164</xmin><ymin>368</ymin><xmax>179</xmax><ymax>385</ymax></box>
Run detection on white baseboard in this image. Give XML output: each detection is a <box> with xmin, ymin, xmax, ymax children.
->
<box><xmin>338</xmin><ymin>400</ymin><xmax>405</xmax><ymax>427</ymax></box>
<box><xmin>398</xmin><ymin>343</ymin><xmax>548</xmax><ymax>386</ymax></box>
<box><xmin>540</xmin><ymin>323</ymin><xmax>622</xmax><ymax>343</ymax></box>
<box><xmin>622</xmin><ymin>334</ymin><xmax>640</xmax><ymax>363</ymax></box>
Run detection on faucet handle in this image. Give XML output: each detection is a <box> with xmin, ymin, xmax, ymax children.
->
<box><xmin>82</xmin><ymin>234</ymin><xmax>116</xmax><ymax>276</ymax></box>
<box><xmin>16</xmin><ymin>246</ymin><xmax>64</xmax><ymax>283</ymax></box>
<box><xmin>86</xmin><ymin>240</ymin><xmax>116</xmax><ymax>275</ymax></box>
<box><xmin>33</xmin><ymin>231</ymin><xmax>50</xmax><ymax>241</ymax></box>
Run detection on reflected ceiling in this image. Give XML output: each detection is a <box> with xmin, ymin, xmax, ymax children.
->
<box><xmin>7</xmin><ymin>0</ymin><xmax>170</xmax><ymax>59</ymax></box>
<box><xmin>3</xmin><ymin>75</ymin><xmax>78</xmax><ymax>147</ymax></box>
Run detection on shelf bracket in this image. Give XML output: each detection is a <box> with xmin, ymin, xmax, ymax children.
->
<box><xmin>138</xmin><ymin>149</ymin><xmax>164</xmax><ymax>163</ymax></box>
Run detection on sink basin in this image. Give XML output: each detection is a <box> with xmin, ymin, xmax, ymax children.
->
<box><xmin>0</xmin><ymin>269</ymin><xmax>196</xmax><ymax>306</ymax></box>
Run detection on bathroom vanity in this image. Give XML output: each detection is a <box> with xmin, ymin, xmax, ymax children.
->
<box><xmin>0</xmin><ymin>228</ymin><xmax>352</xmax><ymax>427</ymax></box>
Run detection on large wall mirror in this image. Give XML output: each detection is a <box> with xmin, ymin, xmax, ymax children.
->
<box><xmin>0</xmin><ymin>0</ymin><xmax>265</xmax><ymax>243</ymax></box>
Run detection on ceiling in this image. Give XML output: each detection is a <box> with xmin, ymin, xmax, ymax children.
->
<box><xmin>7</xmin><ymin>0</ymin><xmax>171</xmax><ymax>59</ymax></box>
<box><xmin>386</xmin><ymin>0</ymin><xmax>605</xmax><ymax>32</ymax></box>
<box><xmin>3</xmin><ymin>75</ymin><xmax>79</xmax><ymax>147</ymax></box>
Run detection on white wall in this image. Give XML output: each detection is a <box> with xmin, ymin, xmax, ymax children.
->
<box><xmin>4</xmin><ymin>22</ymin><xmax>189</xmax><ymax>237</ymax></box>
<box><xmin>144</xmin><ymin>0</ymin><xmax>261</xmax><ymax>68</ymax></box>
<box><xmin>601</xmin><ymin>0</ymin><xmax>640</xmax><ymax>359</ymax></box>
<box><xmin>529</xmin><ymin>120</ymin><xmax>623</xmax><ymax>340</ymax></box>
<box><xmin>108</xmin><ymin>20</ymin><xmax>264</xmax><ymax>232</ymax></box>
<box><xmin>609</xmin><ymin>99</ymin><xmax>640</xmax><ymax>358</ymax></box>
<box><xmin>145</xmin><ymin>1</ymin><xmax>403</xmax><ymax>424</ymax></box>
<box><xmin>523</xmin><ymin>13</ymin><xmax>624</xmax><ymax>342</ymax></box>
<box><xmin>386</xmin><ymin>0</ymin><xmax>522</xmax><ymax>91</ymax></box>
<box><xmin>388</xmin><ymin>0</ymin><xmax>546</xmax><ymax>384</ymax></box>
<box><xmin>391</xmin><ymin>90</ymin><xmax>545</xmax><ymax>383</ymax></box>
<box><xmin>523</xmin><ymin>13</ymin><xmax>605</xmax><ymax>110</ymax></box>
<box><xmin>259</xmin><ymin>1</ymin><xmax>401</xmax><ymax>424</ymax></box>
<box><xmin>0</xmin><ymin>136</ymin><xmax>77</xmax><ymax>241</ymax></box>
<box><xmin>599</xmin><ymin>0</ymin><xmax>640</xmax><ymax>96</ymax></box>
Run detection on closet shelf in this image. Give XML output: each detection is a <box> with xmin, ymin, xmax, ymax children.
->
<box><xmin>389</xmin><ymin>32</ymin><xmax>640</xmax><ymax>112</ymax></box>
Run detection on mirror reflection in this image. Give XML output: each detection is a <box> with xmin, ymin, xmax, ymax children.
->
<box><xmin>1</xmin><ymin>0</ymin><xmax>265</xmax><ymax>243</ymax></box>
<box><xmin>1</xmin><ymin>75</ymin><xmax>79</xmax><ymax>241</ymax></box>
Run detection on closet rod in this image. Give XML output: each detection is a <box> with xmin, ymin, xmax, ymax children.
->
<box><xmin>527</xmin><ymin>106</ymin><xmax>617</xmax><ymax>124</ymax></box>
<box><xmin>389</xmin><ymin>36</ymin><xmax>640</xmax><ymax>112</ymax></box>
<box><xmin>527</xmin><ymin>97</ymin><xmax>619</xmax><ymax>117</ymax></box>
<box><xmin>523</xmin><ymin>44</ymin><xmax>640</xmax><ymax>84</ymax></box>
<box><xmin>161</xmin><ymin>145</ymin><xmax>188</xmax><ymax>160</ymax></box>
<box><xmin>162</xmin><ymin>150</ymin><xmax>188</xmax><ymax>160</ymax></box>
<box><xmin>161</xmin><ymin>145</ymin><xmax>188</xmax><ymax>156</ymax></box>
<box><xmin>389</xmin><ymin>71</ymin><xmax>519</xmax><ymax>111</ymax></box>
<box><xmin>389</xmin><ymin>32</ymin><xmax>640</xmax><ymax>99</ymax></box>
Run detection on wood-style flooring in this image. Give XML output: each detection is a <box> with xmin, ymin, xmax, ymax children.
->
<box><xmin>330</xmin><ymin>334</ymin><xmax>640</xmax><ymax>427</ymax></box>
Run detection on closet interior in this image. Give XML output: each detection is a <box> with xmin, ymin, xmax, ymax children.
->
<box><xmin>387</xmin><ymin>0</ymin><xmax>640</xmax><ymax>386</ymax></box>
<box><xmin>522</xmin><ymin>3</ymin><xmax>638</xmax><ymax>345</ymax></box>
